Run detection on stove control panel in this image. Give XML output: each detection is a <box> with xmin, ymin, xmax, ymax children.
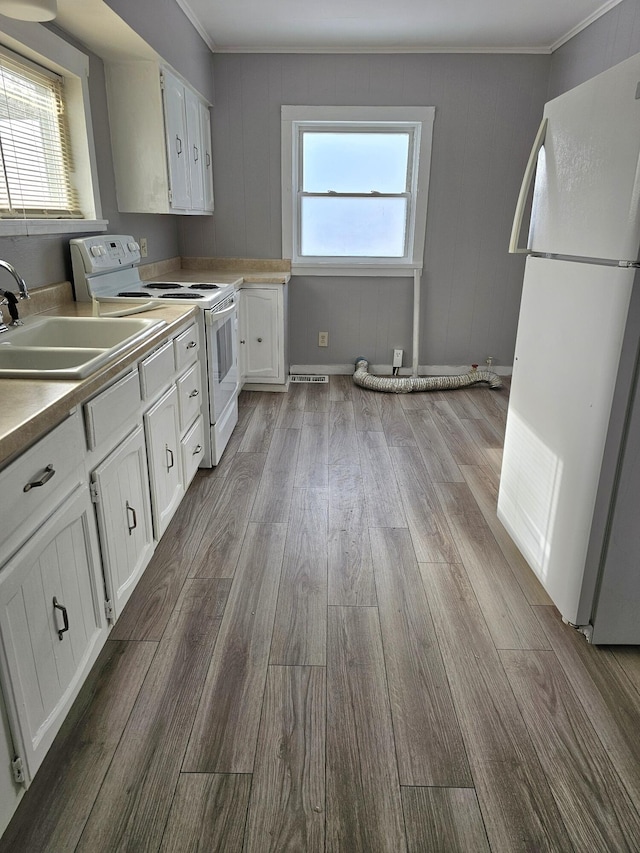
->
<box><xmin>70</xmin><ymin>235</ymin><xmax>141</xmax><ymax>277</ymax></box>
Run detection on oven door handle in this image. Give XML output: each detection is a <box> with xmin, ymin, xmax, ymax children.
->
<box><xmin>205</xmin><ymin>302</ymin><xmax>236</xmax><ymax>325</ymax></box>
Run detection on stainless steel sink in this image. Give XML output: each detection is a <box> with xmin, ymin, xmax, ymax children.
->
<box><xmin>0</xmin><ymin>316</ymin><xmax>166</xmax><ymax>378</ymax></box>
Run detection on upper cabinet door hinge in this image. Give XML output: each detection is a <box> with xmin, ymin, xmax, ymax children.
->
<box><xmin>160</xmin><ymin>71</ymin><xmax>165</xmax><ymax>90</ymax></box>
<box><xmin>12</xmin><ymin>756</ymin><xmax>25</xmax><ymax>785</ymax></box>
<box><xmin>90</xmin><ymin>481</ymin><xmax>100</xmax><ymax>504</ymax></box>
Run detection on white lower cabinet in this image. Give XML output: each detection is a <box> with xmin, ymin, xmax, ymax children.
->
<box><xmin>181</xmin><ymin>414</ymin><xmax>205</xmax><ymax>486</ymax></box>
<box><xmin>240</xmin><ymin>286</ymin><xmax>280</xmax><ymax>382</ymax></box>
<box><xmin>0</xmin><ymin>686</ymin><xmax>22</xmax><ymax>836</ymax></box>
<box><xmin>144</xmin><ymin>384</ymin><xmax>184</xmax><ymax>539</ymax></box>
<box><xmin>239</xmin><ymin>283</ymin><xmax>288</xmax><ymax>388</ymax></box>
<box><xmin>0</xmin><ymin>319</ymin><xmax>209</xmax><ymax>825</ymax></box>
<box><xmin>0</xmin><ymin>485</ymin><xmax>108</xmax><ymax>785</ymax></box>
<box><xmin>90</xmin><ymin>426</ymin><xmax>154</xmax><ymax>621</ymax></box>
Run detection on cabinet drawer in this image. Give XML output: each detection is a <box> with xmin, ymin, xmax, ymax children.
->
<box><xmin>176</xmin><ymin>362</ymin><xmax>202</xmax><ymax>432</ymax></box>
<box><xmin>139</xmin><ymin>340</ymin><xmax>174</xmax><ymax>401</ymax></box>
<box><xmin>84</xmin><ymin>369</ymin><xmax>141</xmax><ymax>451</ymax></box>
<box><xmin>181</xmin><ymin>414</ymin><xmax>204</xmax><ymax>486</ymax></box>
<box><xmin>173</xmin><ymin>323</ymin><xmax>200</xmax><ymax>373</ymax></box>
<box><xmin>0</xmin><ymin>411</ymin><xmax>84</xmax><ymax>560</ymax></box>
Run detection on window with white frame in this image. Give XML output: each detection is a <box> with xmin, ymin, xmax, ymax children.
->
<box><xmin>0</xmin><ymin>47</ymin><xmax>81</xmax><ymax>219</ymax></box>
<box><xmin>0</xmin><ymin>20</ymin><xmax>105</xmax><ymax>236</ymax></box>
<box><xmin>282</xmin><ymin>106</ymin><xmax>435</xmax><ymax>276</ymax></box>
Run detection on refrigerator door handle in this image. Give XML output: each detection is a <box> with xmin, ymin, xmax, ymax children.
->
<box><xmin>509</xmin><ymin>117</ymin><xmax>548</xmax><ymax>254</ymax></box>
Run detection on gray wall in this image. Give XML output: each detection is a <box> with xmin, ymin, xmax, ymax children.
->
<box><xmin>548</xmin><ymin>0</ymin><xmax>640</xmax><ymax>99</ymax></box>
<box><xmin>181</xmin><ymin>53</ymin><xmax>550</xmax><ymax>369</ymax></box>
<box><xmin>104</xmin><ymin>0</ymin><xmax>214</xmax><ymax>102</ymax></box>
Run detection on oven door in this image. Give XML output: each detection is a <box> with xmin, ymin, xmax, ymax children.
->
<box><xmin>205</xmin><ymin>297</ymin><xmax>239</xmax><ymax>423</ymax></box>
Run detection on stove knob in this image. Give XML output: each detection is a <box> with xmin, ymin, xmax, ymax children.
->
<box><xmin>90</xmin><ymin>245</ymin><xmax>101</xmax><ymax>257</ymax></box>
<box><xmin>128</xmin><ymin>241</ymin><xmax>140</xmax><ymax>252</ymax></box>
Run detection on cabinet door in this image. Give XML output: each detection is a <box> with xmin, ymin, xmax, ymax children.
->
<box><xmin>144</xmin><ymin>385</ymin><xmax>184</xmax><ymax>540</ymax></box>
<box><xmin>92</xmin><ymin>427</ymin><xmax>154</xmax><ymax>621</ymax></box>
<box><xmin>162</xmin><ymin>69</ymin><xmax>190</xmax><ymax>210</ymax></box>
<box><xmin>0</xmin><ymin>486</ymin><xmax>107</xmax><ymax>784</ymax></box>
<box><xmin>185</xmin><ymin>88</ymin><xmax>205</xmax><ymax>211</ymax></box>
<box><xmin>241</xmin><ymin>288</ymin><xmax>280</xmax><ymax>381</ymax></box>
<box><xmin>200</xmin><ymin>102</ymin><xmax>214</xmax><ymax>212</ymax></box>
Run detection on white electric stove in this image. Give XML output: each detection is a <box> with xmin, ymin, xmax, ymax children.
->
<box><xmin>70</xmin><ymin>235</ymin><xmax>240</xmax><ymax>467</ymax></box>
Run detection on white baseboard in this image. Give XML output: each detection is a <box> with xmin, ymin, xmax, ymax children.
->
<box><xmin>291</xmin><ymin>363</ymin><xmax>513</xmax><ymax>376</ymax></box>
<box><xmin>242</xmin><ymin>379</ymin><xmax>290</xmax><ymax>392</ymax></box>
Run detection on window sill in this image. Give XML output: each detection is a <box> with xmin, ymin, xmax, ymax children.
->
<box><xmin>291</xmin><ymin>263</ymin><xmax>422</xmax><ymax>277</ymax></box>
<box><xmin>0</xmin><ymin>219</ymin><xmax>109</xmax><ymax>237</ymax></box>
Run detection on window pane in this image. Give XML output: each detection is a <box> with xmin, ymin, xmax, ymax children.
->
<box><xmin>0</xmin><ymin>53</ymin><xmax>80</xmax><ymax>216</ymax></box>
<box><xmin>302</xmin><ymin>132</ymin><xmax>409</xmax><ymax>193</ymax></box>
<box><xmin>301</xmin><ymin>196</ymin><xmax>407</xmax><ymax>257</ymax></box>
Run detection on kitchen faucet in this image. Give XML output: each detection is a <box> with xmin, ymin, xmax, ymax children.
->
<box><xmin>0</xmin><ymin>259</ymin><xmax>29</xmax><ymax>300</ymax></box>
<box><xmin>0</xmin><ymin>259</ymin><xmax>29</xmax><ymax>331</ymax></box>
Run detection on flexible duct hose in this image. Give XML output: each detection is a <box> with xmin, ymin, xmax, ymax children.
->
<box><xmin>353</xmin><ymin>358</ymin><xmax>502</xmax><ymax>393</ymax></box>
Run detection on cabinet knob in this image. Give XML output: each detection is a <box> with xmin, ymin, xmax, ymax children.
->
<box><xmin>189</xmin><ymin>389</ymin><xmax>199</xmax><ymax>398</ymax></box>
<box><xmin>257</xmin><ymin>337</ymin><xmax>263</xmax><ymax>343</ymax></box>
<box><xmin>186</xmin><ymin>341</ymin><xmax>197</xmax><ymax>349</ymax></box>
<box><xmin>240</xmin><ymin>339</ymin><xmax>246</xmax><ymax>344</ymax></box>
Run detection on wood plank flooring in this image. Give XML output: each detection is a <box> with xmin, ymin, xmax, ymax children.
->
<box><xmin>3</xmin><ymin>376</ymin><xmax>640</xmax><ymax>852</ymax></box>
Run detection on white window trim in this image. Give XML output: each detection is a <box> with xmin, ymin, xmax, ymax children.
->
<box><xmin>0</xmin><ymin>18</ymin><xmax>107</xmax><ymax>236</ymax></box>
<box><xmin>282</xmin><ymin>105</ymin><xmax>434</xmax><ymax>277</ymax></box>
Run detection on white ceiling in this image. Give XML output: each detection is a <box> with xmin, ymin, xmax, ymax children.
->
<box><xmin>174</xmin><ymin>0</ymin><xmax>621</xmax><ymax>54</ymax></box>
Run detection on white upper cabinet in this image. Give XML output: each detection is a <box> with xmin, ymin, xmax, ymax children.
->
<box><xmin>200</xmin><ymin>102</ymin><xmax>214</xmax><ymax>212</ymax></box>
<box><xmin>185</xmin><ymin>87</ymin><xmax>206</xmax><ymax>211</ymax></box>
<box><xmin>105</xmin><ymin>61</ymin><xmax>214</xmax><ymax>215</ymax></box>
<box><xmin>162</xmin><ymin>69</ymin><xmax>191</xmax><ymax>211</ymax></box>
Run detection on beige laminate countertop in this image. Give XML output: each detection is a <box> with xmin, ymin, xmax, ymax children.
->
<box><xmin>140</xmin><ymin>269</ymin><xmax>290</xmax><ymax>286</ymax></box>
<box><xmin>0</xmin><ymin>301</ymin><xmax>198</xmax><ymax>469</ymax></box>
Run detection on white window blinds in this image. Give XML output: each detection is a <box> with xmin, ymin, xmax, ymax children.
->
<box><xmin>0</xmin><ymin>47</ymin><xmax>81</xmax><ymax>218</ymax></box>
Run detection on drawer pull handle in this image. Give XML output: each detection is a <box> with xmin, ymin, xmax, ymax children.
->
<box><xmin>193</xmin><ymin>444</ymin><xmax>202</xmax><ymax>455</ymax></box>
<box><xmin>189</xmin><ymin>389</ymin><xmax>199</xmax><ymax>398</ymax></box>
<box><xmin>53</xmin><ymin>597</ymin><xmax>69</xmax><ymax>641</ymax></box>
<box><xmin>186</xmin><ymin>341</ymin><xmax>197</xmax><ymax>349</ymax></box>
<box><xmin>166</xmin><ymin>446</ymin><xmax>175</xmax><ymax>471</ymax></box>
<box><xmin>24</xmin><ymin>464</ymin><xmax>55</xmax><ymax>492</ymax></box>
<box><xmin>126</xmin><ymin>501</ymin><xmax>138</xmax><ymax>535</ymax></box>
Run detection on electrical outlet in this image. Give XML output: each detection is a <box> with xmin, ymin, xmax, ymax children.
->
<box><xmin>139</xmin><ymin>237</ymin><xmax>148</xmax><ymax>258</ymax></box>
<box><xmin>318</xmin><ymin>331</ymin><xmax>328</xmax><ymax>347</ymax></box>
<box><xmin>393</xmin><ymin>348</ymin><xmax>403</xmax><ymax>367</ymax></box>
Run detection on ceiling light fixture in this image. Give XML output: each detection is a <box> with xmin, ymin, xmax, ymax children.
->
<box><xmin>0</xmin><ymin>0</ymin><xmax>57</xmax><ymax>21</ymax></box>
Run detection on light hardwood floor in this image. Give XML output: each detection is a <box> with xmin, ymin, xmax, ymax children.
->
<box><xmin>3</xmin><ymin>376</ymin><xmax>640</xmax><ymax>852</ymax></box>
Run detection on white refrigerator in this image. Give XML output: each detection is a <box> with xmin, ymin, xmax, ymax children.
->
<box><xmin>497</xmin><ymin>51</ymin><xmax>640</xmax><ymax>644</ymax></box>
